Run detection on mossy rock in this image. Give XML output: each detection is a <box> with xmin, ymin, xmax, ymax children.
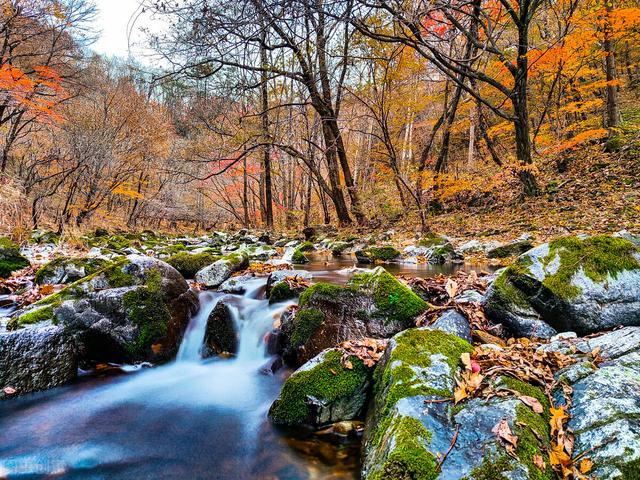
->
<box><xmin>297</xmin><ymin>241</ymin><xmax>316</xmax><ymax>252</ymax></box>
<box><xmin>347</xmin><ymin>267</ymin><xmax>428</xmax><ymax>325</ymax></box>
<box><xmin>7</xmin><ymin>305</ymin><xmax>56</xmax><ymax>331</ymax></box>
<box><xmin>363</xmin><ymin>327</ymin><xmax>473</xmax><ymax>479</ymax></box>
<box><xmin>282</xmin><ymin>269</ymin><xmax>428</xmax><ymax>366</ymax></box>
<box><xmin>485</xmin><ymin>235</ymin><xmax>640</xmax><ymax>337</ymax></box>
<box><xmin>356</xmin><ymin>246</ymin><xmax>400</xmax><ymax>263</ymax></box>
<box><xmin>167</xmin><ymin>251</ymin><xmax>219</xmax><ymax>278</ymax></box>
<box><xmin>34</xmin><ymin>257</ymin><xmax>108</xmax><ymax>285</ymax></box>
<box><xmin>330</xmin><ymin>241</ymin><xmax>353</xmax><ymax>256</ymax></box>
<box><xmin>0</xmin><ymin>237</ymin><xmax>29</xmax><ymax>278</ymax></box>
<box><xmin>194</xmin><ymin>252</ymin><xmax>249</xmax><ymax>287</ymax></box>
<box><xmin>487</xmin><ymin>240</ymin><xmax>534</xmax><ymax>259</ymax></box>
<box><xmin>291</xmin><ymin>248</ymin><xmax>309</xmax><ymax>264</ymax></box>
<box><xmin>268</xmin><ymin>349</ymin><xmax>371</xmax><ymax>428</ymax></box>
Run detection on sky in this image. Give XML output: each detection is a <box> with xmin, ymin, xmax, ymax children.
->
<box><xmin>91</xmin><ymin>0</ymin><xmax>149</xmax><ymax>59</ymax></box>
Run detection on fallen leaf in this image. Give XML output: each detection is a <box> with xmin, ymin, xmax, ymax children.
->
<box><xmin>533</xmin><ymin>454</ymin><xmax>546</xmax><ymax>471</ymax></box>
<box><xmin>445</xmin><ymin>278</ymin><xmax>459</xmax><ymax>298</ymax></box>
<box><xmin>519</xmin><ymin>395</ymin><xmax>544</xmax><ymax>414</ymax></box>
<box><xmin>3</xmin><ymin>386</ymin><xmax>16</xmax><ymax>395</ymax></box>
<box><xmin>579</xmin><ymin>458</ymin><xmax>593</xmax><ymax>474</ymax></box>
<box><xmin>492</xmin><ymin>419</ymin><xmax>518</xmax><ymax>447</ymax></box>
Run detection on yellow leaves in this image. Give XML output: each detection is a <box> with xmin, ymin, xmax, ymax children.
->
<box><xmin>580</xmin><ymin>458</ymin><xmax>594</xmax><ymax>474</ymax></box>
<box><xmin>454</xmin><ymin>352</ymin><xmax>484</xmax><ymax>404</ymax></box>
<box><xmin>111</xmin><ymin>185</ymin><xmax>144</xmax><ymax>199</ymax></box>
<box><xmin>550</xmin><ymin>406</ymin><xmax>569</xmax><ymax>437</ymax></box>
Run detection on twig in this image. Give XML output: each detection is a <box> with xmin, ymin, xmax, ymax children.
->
<box><xmin>571</xmin><ymin>437</ymin><xmax>614</xmax><ymax>463</ymax></box>
<box><xmin>437</xmin><ymin>424</ymin><xmax>460</xmax><ymax>471</ymax></box>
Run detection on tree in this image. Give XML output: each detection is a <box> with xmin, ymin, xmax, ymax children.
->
<box><xmin>348</xmin><ymin>0</ymin><xmax>547</xmax><ymax>196</ymax></box>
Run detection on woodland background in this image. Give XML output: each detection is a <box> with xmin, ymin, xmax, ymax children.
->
<box><xmin>1</xmin><ymin>0</ymin><xmax>639</xmax><ymax>239</ymax></box>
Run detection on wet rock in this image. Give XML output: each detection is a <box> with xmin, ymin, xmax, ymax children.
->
<box><xmin>279</xmin><ymin>267</ymin><xmax>427</xmax><ymax>365</ymax></box>
<box><xmin>34</xmin><ymin>257</ymin><xmax>108</xmax><ymax>285</ymax></box>
<box><xmin>0</xmin><ymin>237</ymin><xmax>30</xmax><ymax>278</ymax></box>
<box><xmin>203</xmin><ymin>301</ymin><xmax>238</xmax><ymax>356</ymax></box>
<box><xmin>362</xmin><ymin>327</ymin><xmax>552</xmax><ymax>480</ymax></box>
<box><xmin>403</xmin><ymin>239</ymin><xmax>463</xmax><ymax>264</ymax></box>
<box><xmin>484</xmin><ymin>235</ymin><xmax>640</xmax><ymax>337</ymax></box>
<box><xmin>219</xmin><ymin>273</ymin><xmax>257</xmax><ymax>294</ymax></box>
<box><xmin>302</xmin><ymin>225</ymin><xmax>336</xmax><ymax>241</ymax></box>
<box><xmin>268</xmin><ymin>348</ymin><xmax>371</xmax><ymax>428</ymax></box>
<box><xmin>549</xmin><ymin>327</ymin><xmax>640</xmax><ymax>478</ymax></box>
<box><xmin>27</xmin><ymin>255</ymin><xmax>200</xmax><ymax>364</ymax></box>
<box><xmin>454</xmin><ymin>289</ymin><xmax>484</xmax><ymax>304</ymax></box>
<box><xmin>430</xmin><ymin>309</ymin><xmax>472</xmax><ymax>342</ymax></box>
<box><xmin>487</xmin><ymin>239</ymin><xmax>534</xmax><ymax>259</ymax></box>
<box><xmin>0</xmin><ymin>325</ymin><xmax>77</xmax><ymax>397</ymax></box>
<box><xmin>194</xmin><ymin>252</ymin><xmax>249</xmax><ymax>288</ymax></box>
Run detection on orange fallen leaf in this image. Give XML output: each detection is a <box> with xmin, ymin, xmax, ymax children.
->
<box><xmin>579</xmin><ymin>458</ymin><xmax>594</xmax><ymax>474</ymax></box>
<box><xmin>533</xmin><ymin>454</ymin><xmax>546</xmax><ymax>471</ymax></box>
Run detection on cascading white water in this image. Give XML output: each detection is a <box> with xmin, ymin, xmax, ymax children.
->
<box><xmin>176</xmin><ymin>291</ymin><xmax>222</xmax><ymax>362</ymax></box>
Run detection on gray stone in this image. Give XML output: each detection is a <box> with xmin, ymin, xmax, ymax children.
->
<box><xmin>194</xmin><ymin>253</ymin><xmax>249</xmax><ymax>288</ymax></box>
<box><xmin>219</xmin><ymin>274</ymin><xmax>257</xmax><ymax>294</ymax></box>
<box><xmin>203</xmin><ymin>301</ymin><xmax>237</xmax><ymax>356</ymax></box>
<box><xmin>431</xmin><ymin>309</ymin><xmax>472</xmax><ymax>342</ymax></box>
<box><xmin>269</xmin><ymin>348</ymin><xmax>371</xmax><ymax>428</ymax></box>
<box><xmin>484</xmin><ymin>236</ymin><xmax>640</xmax><ymax>337</ymax></box>
<box><xmin>0</xmin><ymin>326</ymin><xmax>77</xmax><ymax>397</ymax></box>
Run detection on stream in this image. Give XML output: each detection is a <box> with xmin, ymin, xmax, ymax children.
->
<box><xmin>0</xmin><ymin>258</ymin><xmax>486</xmax><ymax>479</ymax></box>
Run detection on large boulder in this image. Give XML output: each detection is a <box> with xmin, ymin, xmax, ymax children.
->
<box><xmin>34</xmin><ymin>257</ymin><xmax>108</xmax><ymax>285</ymax></box>
<box><xmin>268</xmin><ymin>348</ymin><xmax>371</xmax><ymax>429</ymax></box>
<box><xmin>484</xmin><ymin>235</ymin><xmax>640</xmax><ymax>338</ymax></box>
<box><xmin>194</xmin><ymin>252</ymin><xmax>249</xmax><ymax>288</ymax></box>
<box><xmin>362</xmin><ymin>327</ymin><xmax>553</xmax><ymax>480</ymax></box>
<box><xmin>279</xmin><ymin>267</ymin><xmax>428</xmax><ymax>365</ymax></box>
<box><xmin>0</xmin><ymin>325</ymin><xmax>77</xmax><ymax>398</ymax></box>
<box><xmin>486</xmin><ymin>239</ymin><xmax>534</xmax><ymax>259</ymax></box>
<box><xmin>0</xmin><ymin>237</ymin><xmax>29</xmax><ymax>278</ymax></box>
<box><xmin>11</xmin><ymin>255</ymin><xmax>198</xmax><ymax>364</ymax></box>
<box><xmin>546</xmin><ymin>327</ymin><xmax>640</xmax><ymax>479</ymax></box>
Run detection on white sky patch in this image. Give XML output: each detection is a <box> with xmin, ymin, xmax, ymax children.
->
<box><xmin>91</xmin><ymin>0</ymin><xmax>150</xmax><ymax>60</ymax></box>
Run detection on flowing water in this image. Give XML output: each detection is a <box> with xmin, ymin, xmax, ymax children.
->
<box><xmin>0</xmin><ymin>258</ymin><xmax>489</xmax><ymax>479</ymax></box>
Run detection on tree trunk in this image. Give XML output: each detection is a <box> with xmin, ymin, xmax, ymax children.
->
<box><xmin>260</xmin><ymin>24</ymin><xmax>274</xmax><ymax>228</ymax></box>
<box><xmin>603</xmin><ymin>0</ymin><xmax>621</xmax><ymax>128</ymax></box>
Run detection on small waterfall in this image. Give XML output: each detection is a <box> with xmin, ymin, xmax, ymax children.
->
<box><xmin>176</xmin><ymin>291</ymin><xmax>222</xmax><ymax>362</ymax></box>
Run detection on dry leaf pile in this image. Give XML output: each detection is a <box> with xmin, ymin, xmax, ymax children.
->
<box><xmin>450</xmin><ymin>338</ymin><xmax>603</xmax><ymax>479</ymax></box>
<box><xmin>338</xmin><ymin>338</ymin><xmax>388</xmax><ymax>368</ymax></box>
<box><xmin>281</xmin><ymin>275</ymin><xmax>311</xmax><ymax>290</ymax></box>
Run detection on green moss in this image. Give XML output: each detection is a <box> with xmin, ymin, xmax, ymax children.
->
<box><xmin>105</xmin><ymin>235</ymin><xmax>132</xmax><ymax>251</ymax></box>
<box><xmin>463</xmin><ymin>455</ymin><xmax>511</xmax><ymax>480</ymax></box>
<box><xmin>167</xmin><ymin>251</ymin><xmax>218</xmax><ymax>278</ymax></box>
<box><xmin>297</xmin><ymin>241</ymin><xmax>315</xmax><ymax>252</ymax></box>
<box><xmin>541</xmin><ymin>235</ymin><xmax>640</xmax><ymax>299</ymax></box>
<box><xmin>290</xmin><ymin>308</ymin><xmax>325</xmax><ymax>347</ymax></box>
<box><xmin>489</xmin><ymin>257</ymin><xmax>534</xmax><ymax>310</ymax></box>
<box><xmin>619</xmin><ymin>457</ymin><xmax>640</xmax><ymax>479</ymax></box>
<box><xmin>418</xmin><ymin>236</ymin><xmax>447</xmax><ymax>247</ymax></box>
<box><xmin>291</xmin><ymin>248</ymin><xmax>309</xmax><ymax>264</ymax></box>
<box><xmin>7</xmin><ymin>305</ymin><xmax>56</xmax><ymax>330</ymax></box>
<box><xmin>498</xmin><ymin>376</ymin><xmax>551</xmax><ymax>419</ymax></box>
<box><xmin>269</xmin><ymin>282</ymin><xmax>294</xmax><ymax>304</ymax></box>
<box><xmin>371</xmin><ymin>328</ymin><xmax>473</xmax><ymax>448</ymax></box>
<box><xmin>122</xmin><ymin>269</ymin><xmax>171</xmax><ymax>357</ymax></box>
<box><xmin>370</xmin><ymin>416</ymin><xmax>438</xmax><ymax>480</ymax></box>
<box><xmin>298</xmin><ymin>282</ymin><xmax>346</xmax><ymax>307</ymax></box>
<box><xmin>512</xmin><ymin>404</ymin><xmax>554</xmax><ymax>480</ymax></box>
<box><xmin>487</xmin><ymin>241</ymin><xmax>533</xmax><ymax>259</ymax></box>
<box><xmin>0</xmin><ymin>237</ymin><xmax>29</xmax><ymax>278</ymax></box>
<box><xmin>367</xmin><ymin>246</ymin><xmax>401</xmax><ymax>261</ymax></box>
<box><xmin>34</xmin><ymin>257</ymin><xmax>107</xmax><ymax>284</ymax></box>
<box><xmin>348</xmin><ymin>268</ymin><xmax>428</xmax><ymax>324</ymax></box>
<box><xmin>268</xmin><ymin>349</ymin><xmax>368</xmax><ymax>426</ymax></box>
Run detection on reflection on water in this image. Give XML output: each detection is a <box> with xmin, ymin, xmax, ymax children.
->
<box><xmin>0</xmin><ymin>258</ymin><xmax>486</xmax><ymax>479</ymax></box>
